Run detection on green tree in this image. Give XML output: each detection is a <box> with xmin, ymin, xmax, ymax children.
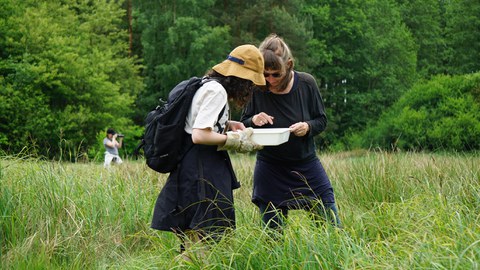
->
<box><xmin>212</xmin><ymin>0</ymin><xmax>312</xmax><ymax>67</ymax></box>
<box><xmin>444</xmin><ymin>0</ymin><xmax>480</xmax><ymax>74</ymax></box>
<box><xmin>133</xmin><ymin>0</ymin><xmax>231</xmax><ymax>123</ymax></box>
<box><xmin>358</xmin><ymin>0</ymin><xmax>417</xmax><ymax>114</ymax></box>
<box><xmin>0</xmin><ymin>0</ymin><xmax>142</xmax><ymax>159</ymax></box>
<box><xmin>302</xmin><ymin>0</ymin><xmax>416</xmax><ymax>148</ymax></box>
<box><xmin>396</xmin><ymin>0</ymin><xmax>444</xmax><ymax>77</ymax></box>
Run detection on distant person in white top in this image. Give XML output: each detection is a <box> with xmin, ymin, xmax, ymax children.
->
<box><xmin>103</xmin><ymin>128</ymin><xmax>123</xmax><ymax>167</ymax></box>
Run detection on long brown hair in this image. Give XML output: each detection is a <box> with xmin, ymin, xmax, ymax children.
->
<box><xmin>259</xmin><ymin>34</ymin><xmax>294</xmax><ymax>91</ymax></box>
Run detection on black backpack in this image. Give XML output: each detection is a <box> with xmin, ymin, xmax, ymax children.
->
<box><xmin>136</xmin><ymin>77</ymin><xmax>210</xmax><ymax>173</ymax></box>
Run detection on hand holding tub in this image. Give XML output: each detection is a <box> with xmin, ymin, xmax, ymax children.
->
<box><xmin>218</xmin><ymin>127</ymin><xmax>263</xmax><ymax>152</ymax></box>
<box><xmin>237</xmin><ymin>128</ymin><xmax>263</xmax><ymax>152</ymax></box>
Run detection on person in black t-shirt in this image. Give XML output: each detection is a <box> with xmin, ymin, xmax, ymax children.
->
<box><xmin>241</xmin><ymin>34</ymin><xmax>342</xmax><ymax>230</ymax></box>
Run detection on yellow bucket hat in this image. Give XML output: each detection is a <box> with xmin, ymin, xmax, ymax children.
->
<box><xmin>213</xmin><ymin>45</ymin><xmax>266</xmax><ymax>86</ymax></box>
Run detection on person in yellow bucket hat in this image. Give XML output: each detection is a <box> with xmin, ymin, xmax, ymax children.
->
<box><xmin>151</xmin><ymin>44</ymin><xmax>265</xmax><ymax>261</ymax></box>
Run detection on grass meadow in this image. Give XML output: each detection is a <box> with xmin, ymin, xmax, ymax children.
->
<box><xmin>1</xmin><ymin>151</ymin><xmax>479</xmax><ymax>269</ymax></box>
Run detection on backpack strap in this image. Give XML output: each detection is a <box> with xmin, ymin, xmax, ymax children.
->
<box><xmin>132</xmin><ymin>139</ymin><xmax>144</xmax><ymax>157</ymax></box>
<box><xmin>215</xmin><ymin>105</ymin><xmax>227</xmax><ymax>133</ymax></box>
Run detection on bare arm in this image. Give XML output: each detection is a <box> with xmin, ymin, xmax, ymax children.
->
<box><xmin>191</xmin><ymin>128</ymin><xmax>227</xmax><ymax>146</ymax></box>
<box><xmin>105</xmin><ymin>135</ymin><xmax>122</xmax><ymax>148</ymax></box>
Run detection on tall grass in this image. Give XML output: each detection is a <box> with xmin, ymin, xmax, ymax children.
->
<box><xmin>1</xmin><ymin>151</ymin><xmax>479</xmax><ymax>269</ymax></box>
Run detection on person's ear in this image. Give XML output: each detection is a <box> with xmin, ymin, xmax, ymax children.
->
<box><xmin>287</xmin><ymin>59</ymin><xmax>293</xmax><ymax>69</ymax></box>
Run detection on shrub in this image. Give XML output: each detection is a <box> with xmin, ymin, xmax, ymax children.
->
<box><xmin>359</xmin><ymin>72</ymin><xmax>480</xmax><ymax>151</ymax></box>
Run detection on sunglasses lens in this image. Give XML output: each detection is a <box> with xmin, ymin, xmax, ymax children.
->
<box><xmin>264</xmin><ymin>73</ymin><xmax>281</xmax><ymax>78</ymax></box>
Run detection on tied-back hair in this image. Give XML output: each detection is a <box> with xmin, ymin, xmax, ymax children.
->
<box><xmin>205</xmin><ymin>70</ymin><xmax>254</xmax><ymax>108</ymax></box>
<box><xmin>259</xmin><ymin>34</ymin><xmax>294</xmax><ymax>91</ymax></box>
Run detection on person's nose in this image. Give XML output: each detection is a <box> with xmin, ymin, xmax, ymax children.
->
<box><xmin>265</xmin><ymin>76</ymin><xmax>276</xmax><ymax>84</ymax></box>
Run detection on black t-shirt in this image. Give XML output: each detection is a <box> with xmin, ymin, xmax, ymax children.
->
<box><xmin>241</xmin><ymin>71</ymin><xmax>327</xmax><ymax>164</ymax></box>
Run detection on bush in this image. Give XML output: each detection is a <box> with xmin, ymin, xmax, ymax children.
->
<box><xmin>358</xmin><ymin>72</ymin><xmax>480</xmax><ymax>151</ymax></box>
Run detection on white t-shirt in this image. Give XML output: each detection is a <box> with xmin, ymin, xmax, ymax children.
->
<box><xmin>185</xmin><ymin>80</ymin><xmax>229</xmax><ymax>134</ymax></box>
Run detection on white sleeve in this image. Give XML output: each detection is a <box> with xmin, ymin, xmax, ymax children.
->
<box><xmin>185</xmin><ymin>81</ymin><xmax>228</xmax><ymax>133</ymax></box>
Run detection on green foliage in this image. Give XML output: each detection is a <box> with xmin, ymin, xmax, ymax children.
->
<box><xmin>303</xmin><ymin>0</ymin><xmax>417</xmax><ymax>148</ymax></box>
<box><xmin>133</xmin><ymin>0</ymin><xmax>314</xmax><ymax>123</ymax></box>
<box><xmin>0</xmin><ymin>1</ymin><xmax>143</xmax><ymax>159</ymax></box>
<box><xmin>2</xmin><ymin>0</ymin><xmax>480</xmax><ymax>157</ymax></box>
<box><xmin>0</xmin><ymin>66</ymin><xmax>54</xmax><ymax>155</ymax></box>
<box><xmin>134</xmin><ymin>0</ymin><xmax>230</xmax><ymax>119</ymax></box>
<box><xmin>360</xmin><ymin>73</ymin><xmax>480</xmax><ymax>151</ymax></box>
<box><xmin>396</xmin><ymin>0</ymin><xmax>444</xmax><ymax>77</ymax></box>
<box><xmin>214</xmin><ymin>0</ymin><xmax>311</xmax><ymax>59</ymax></box>
<box><xmin>444</xmin><ymin>0</ymin><xmax>480</xmax><ymax>74</ymax></box>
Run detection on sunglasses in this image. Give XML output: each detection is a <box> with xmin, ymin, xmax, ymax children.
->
<box><xmin>264</xmin><ymin>72</ymin><xmax>282</xmax><ymax>78</ymax></box>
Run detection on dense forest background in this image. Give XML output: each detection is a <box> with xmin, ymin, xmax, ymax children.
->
<box><xmin>1</xmin><ymin>0</ymin><xmax>479</xmax><ymax>160</ymax></box>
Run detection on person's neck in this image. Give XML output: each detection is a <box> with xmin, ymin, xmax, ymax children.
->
<box><xmin>269</xmin><ymin>71</ymin><xmax>294</xmax><ymax>94</ymax></box>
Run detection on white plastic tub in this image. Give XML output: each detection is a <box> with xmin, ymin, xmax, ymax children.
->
<box><xmin>251</xmin><ymin>128</ymin><xmax>291</xmax><ymax>146</ymax></box>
